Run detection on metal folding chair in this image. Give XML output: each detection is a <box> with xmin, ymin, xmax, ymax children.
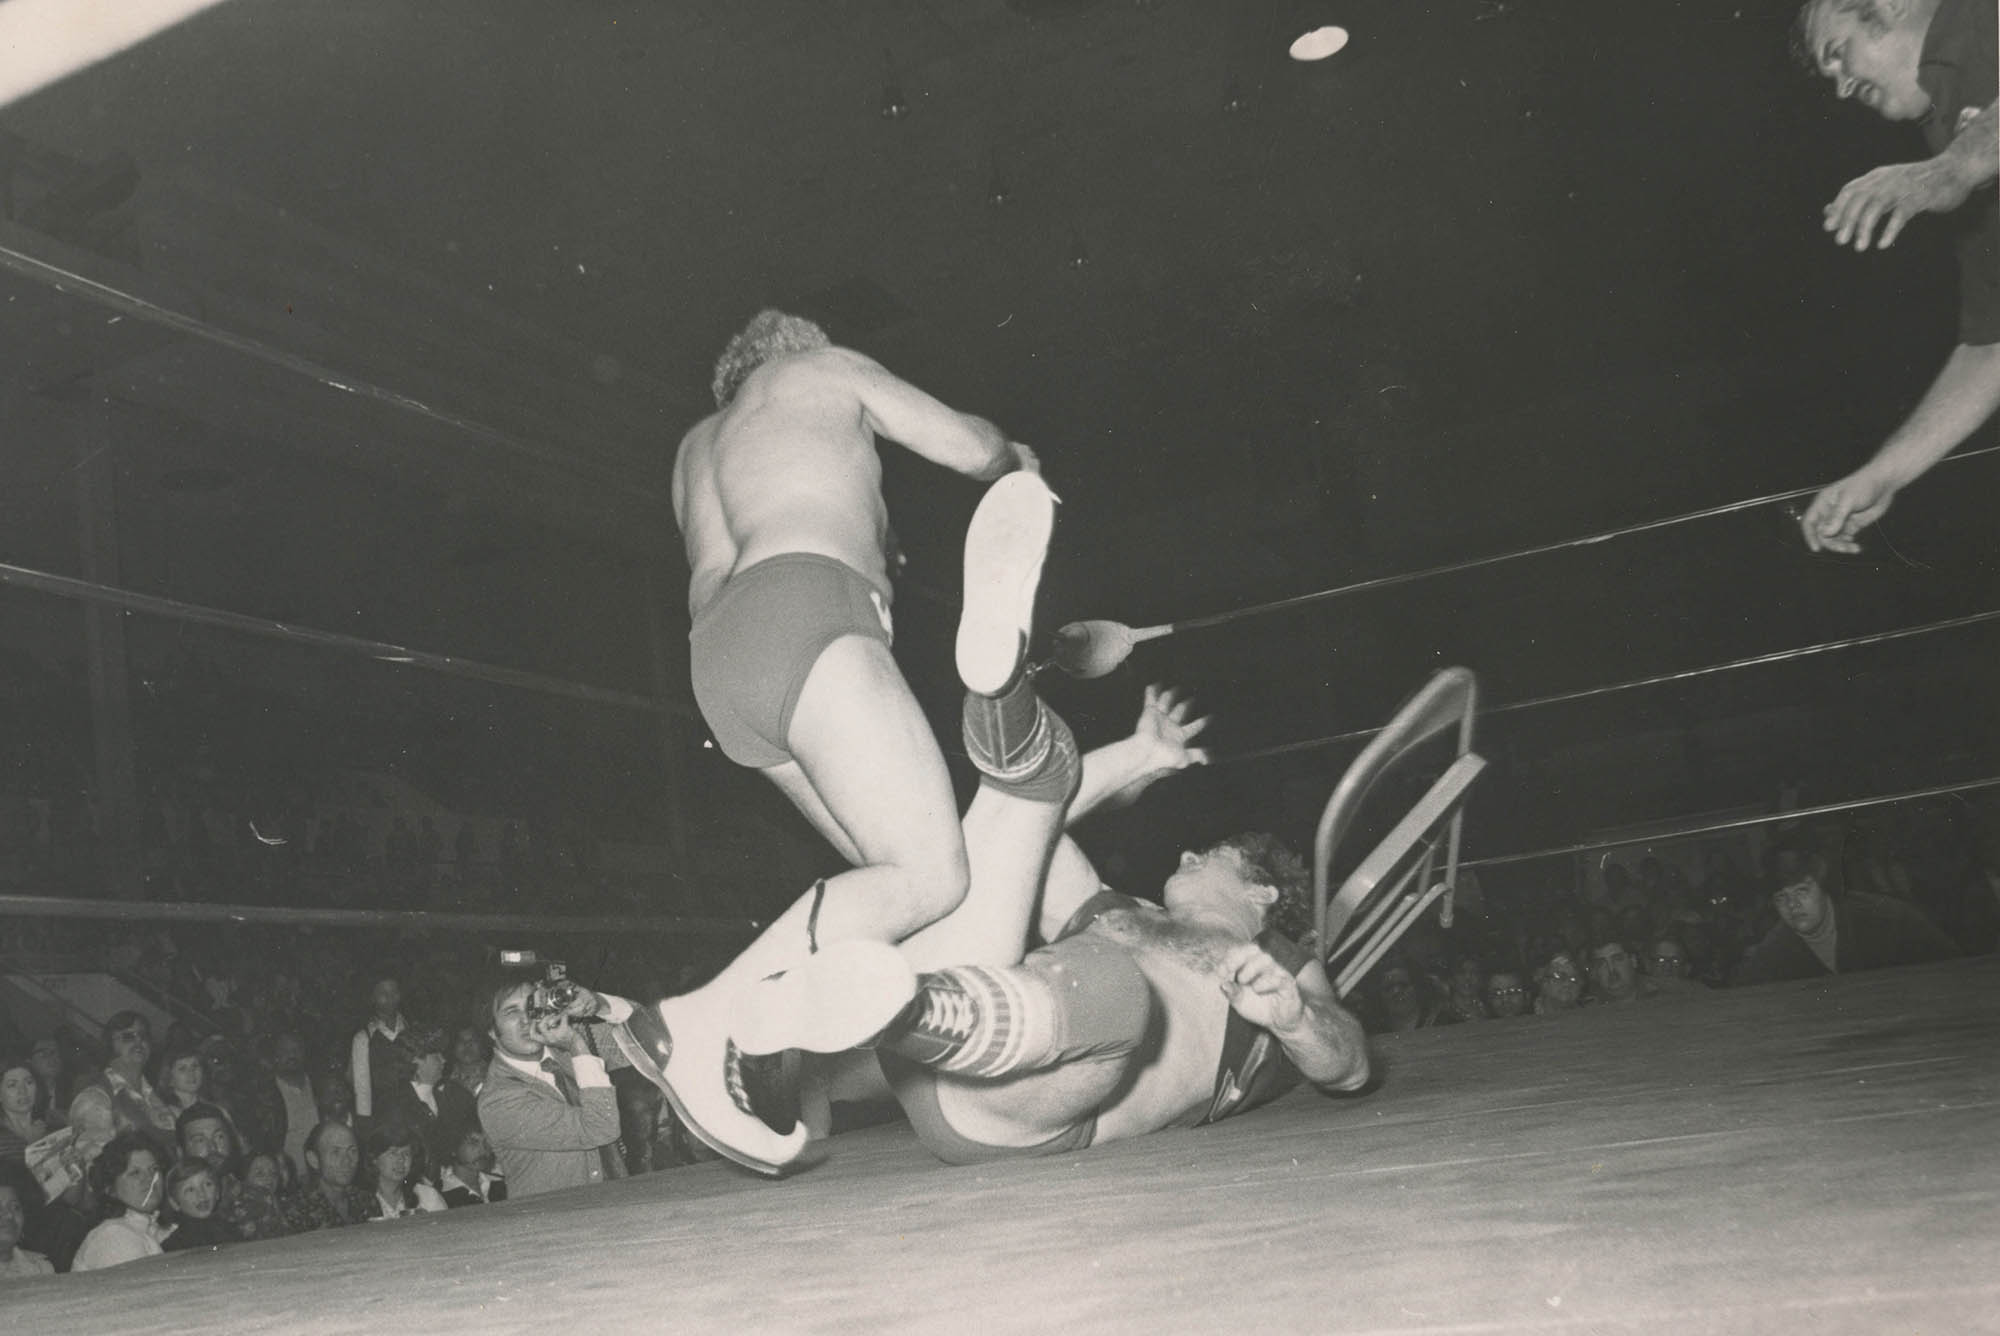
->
<box><xmin>1310</xmin><ymin>667</ymin><xmax>1485</xmax><ymax>999</ymax></box>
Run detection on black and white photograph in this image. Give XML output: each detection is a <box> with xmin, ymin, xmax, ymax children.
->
<box><xmin>0</xmin><ymin>1</ymin><xmax>1994</xmax><ymax>1331</ymax></box>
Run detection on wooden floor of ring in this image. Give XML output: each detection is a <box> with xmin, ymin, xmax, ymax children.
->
<box><xmin>14</xmin><ymin>955</ymin><xmax>1999</xmax><ymax>1336</ymax></box>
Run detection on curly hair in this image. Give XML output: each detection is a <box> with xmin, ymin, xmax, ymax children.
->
<box><xmin>710</xmin><ymin>309</ymin><xmax>831</xmax><ymax>408</ymax></box>
<box><xmin>1206</xmin><ymin>831</ymin><xmax>1313</xmax><ymax>946</ymax></box>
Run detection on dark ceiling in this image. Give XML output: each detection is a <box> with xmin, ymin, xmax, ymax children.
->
<box><xmin>2</xmin><ymin>0</ymin><xmax>1996</xmax><ymax>884</ymax></box>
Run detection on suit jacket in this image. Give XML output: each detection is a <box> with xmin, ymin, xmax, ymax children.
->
<box><xmin>476</xmin><ymin>1052</ymin><xmax>623</xmax><ymax>1199</ymax></box>
<box><xmin>386</xmin><ymin>1080</ymin><xmax>478</xmax><ymax>1167</ymax></box>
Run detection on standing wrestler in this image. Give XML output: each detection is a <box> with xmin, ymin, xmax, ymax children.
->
<box><xmin>732</xmin><ymin>681</ymin><xmax>1371</xmax><ymax>1164</ymax></box>
<box><xmin>1793</xmin><ymin>0</ymin><xmax>1999</xmax><ymax>552</ymax></box>
<box><xmin>630</xmin><ymin>309</ymin><xmax>1050</xmax><ymax>1172</ymax></box>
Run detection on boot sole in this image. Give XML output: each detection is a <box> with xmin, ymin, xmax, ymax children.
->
<box><xmin>956</xmin><ymin>472</ymin><xmax>1056</xmax><ymax>696</ymax></box>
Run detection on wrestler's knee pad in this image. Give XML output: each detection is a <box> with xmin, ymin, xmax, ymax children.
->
<box><xmin>965</xmin><ymin>690</ymin><xmax>1080</xmax><ymax>807</ymax></box>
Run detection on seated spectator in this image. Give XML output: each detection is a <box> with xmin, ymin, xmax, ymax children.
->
<box><xmin>447</xmin><ymin>1026</ymin><xmax>489</xmax><ymax>1101</ymax></box>
<box><xmin>1584</xmin><ymin>941</ymin><xmax>1655</xmax><ymax>1004</ymax></box>
<box><xmin>318</xmin><ymin>1074</ymin><xmax>356</xmax><ymax>1129</ymax></box>
<box><xmin>262</xmin><ymin>1031</ymin><xmax>321</xmax><ymax>1179</ymax></box>
<box><xmin>158</xmin><ymin>1044</ymin><xmax>209</xmax><ymax>1119</ymax></box>
<box><xmin>1642</xmin><ymin>937</ymin><xmax>1711</xmax><ymax>997</ymax></box>
<box><xmin>25</xmin><ymin>1037</ymin><xmax>71</xmax><ymax>1126</ymax></box>
<box><xmin>1735</xmin><ymin>837</ymin><xmax>1960</xmax><ymax>985</ymax></box>
<box><xmin>281</xmin><ymin>1120</ymin><xmax>375</xmax><ymax>1233</ymax></box>
<box><xmin>437</xmin><ymin>1125</ymin><xmax>506</xmax><ymax>1207</ymax></box>
<box><xmin>364</xmin><ymin>1120</ymin><xmax>447</xmax><ymax>1218</ymax></box>
<box><xmin>0</xmin><ymin>1054</ymin><xmax>48</xmax><ymax>1165</ymax></box>
<box><xmin>71</xmin><ymin>1132</ymin><xmax>170</xmax><ymax>1271</ymax></box>
<box><xmin>177</xmin><ymin>1102</ymin><xmax>241</xmax><ymax>1178</ymax></box>
<box><xmin>232</xmin><ymin>1153</ymin><xmax>291</xmax><ymax>1243</ymax></box>
<box><xmin>0</xmin><ymin>1163</ymin><xmax>53</xmax><ymax>1280</ymax></box>
<box><xmin>160</xmin><ymin>1158</ymin><xmax>234</xmax><ymax>1253</ymax></box>
<box><xmin>1370</xmin><ymin>959</ymin><xmax>1434</xmax><ymax>1033</ymax></box>
<box><xmin>1645</xmin><ymin>937</ymin><xmax>1692</xmax><ymax>980</ymax></box>
<box><xmin>350</xmin><ymin>973</ymin><xmax>410</xmax><ymax>1134</ymax></box>
<box><xmin>67</xmin><ymin>1013</ymin><xmax>178</xmax><ymax>1154</ymax></box>
<box><xmin>1439</xmin><ymin>958</ymin><xmax>1489</xmax><ymax>1023</ymax></box>
<box><xmin>386</xmin><ymin>1026</ymin><xmax>476</xmax><ymax>1171</ymax></box>
<box><xmin>200</xmin><ymin>1037</ymin><xmax>278</xmax><ymax>1158</ymax></box>
<box><xmin>1484</xmin><ymin>970</ymin><xmax>1530</xmax><ymax>1019</ymax></box>
<box><xmin>477</xmin><ymin>972</ymin><xmax>624</xmax><ymax>1198</ymax></box>
<box><xmin>1531</xmin><ymin>951</ymin><xmax>1585</xmax><ymax>1015</ymax></box>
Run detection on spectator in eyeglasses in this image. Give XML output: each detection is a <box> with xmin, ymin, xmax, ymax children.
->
<box><xmin>1641</xmin><ymin>937</ymin><xmax>1712</xmax><ymax>998</ymax></box>
<box><xmin>1645</xmin><ymin>937</ymin><xmax>1692</xmax><ymax>979</ymax></box>
<box><xmin>1531</xmin><ymin>951</ymin><xmax>1585</xmax><ymax>1015</ymax></box>
<box><xmin>67</xmin><ymin>1013</ymin><xmax>178</xmax><ymax>1155</ymax></box>
<box><xmin>1483</xmin><ymin>971</ymin><xmax>1530</xmax><ymax>1019</ymax></box>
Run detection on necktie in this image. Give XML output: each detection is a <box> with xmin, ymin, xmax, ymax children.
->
<box><xmin>540</xmin><ymin>1056</ymin><xmax>621</xmax><ymax>1182</ymax></box>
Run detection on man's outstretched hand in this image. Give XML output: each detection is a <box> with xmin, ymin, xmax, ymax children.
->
<box><xmin>1799</xmin><ymin>468</ymin><xmax>1897</xmax><ymax>553</ymax></box>
<box><xmin>1824</xmin><ymin>157</ymin><xmax>1974</xmax><ymax>252</ymax></box>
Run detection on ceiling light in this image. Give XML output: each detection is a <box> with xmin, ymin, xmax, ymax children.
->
<box><xmin>1289</xmin><ymin>25</ymin><xmax>1350</xmax><ymax>61</ymax></box>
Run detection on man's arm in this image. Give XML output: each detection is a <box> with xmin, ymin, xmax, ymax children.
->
<box><xmin>1824</xmin><ymin>101</ymin><xmax>1998</xmax><ymax>251</ymax></box>
<box><xmin>1220</xmin><ymin>946</ymin><xmax>1370</xmax><ymax>1092</ymax></box>
<box><xmin>348</xmin><ymin>1030</ymin><xmax>372</xmax><ymax>1120</ymax></box>
<box><xmin>832</xmin><ymin>348</ymin><xmax>1035</xmax><ymax>480</ymax></box>
<box><xmin>1800</xmin><ymin>341</ymin><xmax>2000</xmax><ymax>551</ymax></box>
<box><xmin>1035</xmin><ymin>686</ymin><xmax>1212</xmax><ymax>941</ymax></box>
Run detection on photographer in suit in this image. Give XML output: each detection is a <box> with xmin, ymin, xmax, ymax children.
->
<box><xmin>475</xmin><ymin>967</ymin><xmax>628</xmax><ymax>1199</ymax></box>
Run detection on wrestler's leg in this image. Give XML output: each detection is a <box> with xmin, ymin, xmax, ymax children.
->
<box><xmin>762</xmin><ymin>761</ymin><xmax>863</xmax><ymax>865</ymax></box>
<box><xmin>895</xmin><ymin>776</ymin><xmax>1061</xmax><ymax>973</ymax></box>
<box><xmin>701</xmin><ymin>634</ymin><xmax>969</xmax><ymax>996</ymax></box>
<box><xmin>897</xmin><ymin>936</ymin><xmax>1156</xmax><ymax>1149</ymax></box>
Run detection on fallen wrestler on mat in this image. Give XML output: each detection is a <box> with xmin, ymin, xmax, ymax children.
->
<box><xmin>534</xmin><ymin>672</ymin><xmax>1370</xmax><ymax>1170</ymax></box>
<box><xmin>742</xmin><ymin>676</ymin><xmax>1374</xmax><ymax>1163</ymax></box>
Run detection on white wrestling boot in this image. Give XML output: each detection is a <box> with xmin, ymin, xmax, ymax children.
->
<box><xmin>614</xmin><ymin>989</ymin><xmax>809</xmax><ymax>1176</ymax></box>
<box><xmin>732</xmin><ymin>938</ymin><xmax>918</xmax><ymax>1058</ymax></box>
<box><xmin>956</xmin><ymin>471</ymin><xmax>1057</xmax><ymax>696</ymax></box>
<box><xmin>614</xmin><ymin>941</ymin><xmax>917</xmax><ymax>1176</ymax></box>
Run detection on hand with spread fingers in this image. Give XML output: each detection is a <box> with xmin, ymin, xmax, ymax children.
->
<box><xmin>1132</xmin><ymin>683</ymin><xmax>1212</xmax><ymax>774</ymax></box>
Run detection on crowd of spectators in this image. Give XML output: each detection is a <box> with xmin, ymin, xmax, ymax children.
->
<box><xmin>0</xmin><ymin>925</ymin><xmax>729</xmax><ymax>1280</ymax></box>
<box><xmin>1354</xmin><ymin>802</ymin><xmax>1996</xmax><ymax>1033</ymax></box>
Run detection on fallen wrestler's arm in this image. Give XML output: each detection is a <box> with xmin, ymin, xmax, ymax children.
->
<box><xmin>1038</xmin><ymin>684</ymin><xmax>1213</xmax><ymax>942</ymax></box>
<box><xmin>1221</xmin><ymin>943</ymin><xmax>1370</xmax><ymax>1093</ymax></box>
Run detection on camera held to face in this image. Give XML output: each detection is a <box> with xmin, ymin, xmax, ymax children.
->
<box><xmin>498</xmin><ymin>950</ymin><xmax>583</xmax><ymax>1023</ymax></box>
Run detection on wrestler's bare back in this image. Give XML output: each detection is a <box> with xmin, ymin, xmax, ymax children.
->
<box><xmin>674</xmin><ymin>354</ymin><xmax>893</xmax><ymax>618</ymax></box>
<box><xmin>673</xmin><ymin>347</ymin><xmax>1019</xmax><ymax>618</ymax></box>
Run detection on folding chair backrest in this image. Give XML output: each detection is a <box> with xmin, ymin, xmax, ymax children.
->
<box><xmin>1311</xmin><ymin>668</ymin><xmax>1483</xmax><ymax>992</ymax></box>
